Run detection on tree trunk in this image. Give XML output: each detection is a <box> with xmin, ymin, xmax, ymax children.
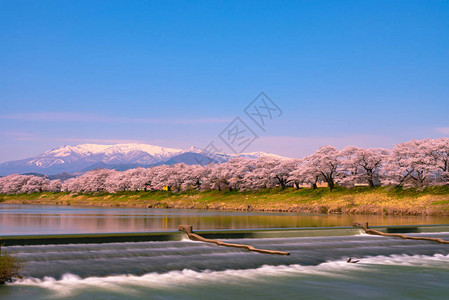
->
<box><xmin>280</xmin><ymin>181</ymin><xmax>286</xmax><ymax>190</ymax></box>
<box><xmin>328</xmin><ymin>179</ymin><xmax>334</xmax><ymax>191</ymax></box>
<box><xmin>367</xmin><ymin>169</ymin><xmax>375</xmax><ymax>188</ymax></box>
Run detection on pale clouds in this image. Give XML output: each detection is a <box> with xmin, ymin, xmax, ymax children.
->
<box><xmin>1</xmin><ymin>131</ymin><xmax>146</xmax><ymax>145</ymax></box>
<box><xmin>436</xmin><ymin>127</ymin><xmax>449</xmax><ymax>135</ymax></box>
<box><xmin>0</xmin><ymin>112</ymin><xmax>230</xmax><ymax>125</ymax></box>
<box><xmin>249</xmin><ymin>135</ymin><xmax>399</xmax><ymax>158</ymax></box>
<box><xmin>3</xmin><ymin>131</ymin><xmax>38</xmax><ymax>141</ymax></box>
<box><xmin>55</xmin><ymin>138</ymin><xmax>148</xmax><ymax>144</ymax></box>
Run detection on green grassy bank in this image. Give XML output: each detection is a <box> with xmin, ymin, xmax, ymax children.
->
<box><xmin>2</xmin><ymin>186</ymin><xmax>449</xmax><ymax>215</ymax></box>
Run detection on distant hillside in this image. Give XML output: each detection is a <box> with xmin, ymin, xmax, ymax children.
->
<box><xmin>0</xmin><ymin>143</ymin><xmax>286</xmax><ymax>175</ymax></box>
<box><xmin>20</xmin><ymin>172</ymin><xmax>76</xmax><ymax>181</ymax></box>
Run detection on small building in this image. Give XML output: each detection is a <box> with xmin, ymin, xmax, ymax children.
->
<box><xmin>316</xmin><ymin>182</ymin><xmax>328</xmax><ymax>188</ymax></box>
<box><xmin>297</xmin><ymin>181</ymin><xmax>329</xmax><ymax>188</ymax></box>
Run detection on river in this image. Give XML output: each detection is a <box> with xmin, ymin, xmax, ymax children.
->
<box><xmin>1</xmin><ymin>204</ymin><xmax>449</xmax><ymax>235</ymax></box>
<box><xmin>1</xmin><ymin>204</ymin><xmax>449</xmax><ymax>299</ymax></box>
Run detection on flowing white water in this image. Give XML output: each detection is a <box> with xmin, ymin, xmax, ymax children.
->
<box><xmin>2</xmin><ymin>233</ymin><xmax>449</xmax><ymax>299</ymax></box>
<box><xmin>7</xmin><ymin>262</ymin><xmax>373</xmax><ymax>296</ymax></box>
<box><xmin>7</xmin><ymin>253</ymin><xmax>449</xmax><ymax>299</ymax></box>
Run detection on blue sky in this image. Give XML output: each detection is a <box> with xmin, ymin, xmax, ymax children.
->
<box><xmin>1</xmin><ymin>0</ymin><xmax>448</xmax><ymax>162</ymax></box>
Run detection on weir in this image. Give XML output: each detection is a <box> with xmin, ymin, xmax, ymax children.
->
<box><xmin>354</xmin><ymin>222</ymin><xmax>449</xmax><ymax>244</ymax></box>
<box><xmin>2</xmin><ymin>224</ymin><xmax>449</xmax><ymax>246</ymax></box>
<box><xmin>4</xmin><ymin>225</ymin><xmax>449</xmax><ymax>281</ymax></box>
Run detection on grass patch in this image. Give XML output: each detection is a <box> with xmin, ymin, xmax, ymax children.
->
<box><xmin>1</xmin><ymin>186</ymin><xmax>449</xmax><ymax>215</ymax></box>
<box><xmin>432</xmin><ymin>200</ymin><xmax>449</xmax><ymax>205</ymax></box>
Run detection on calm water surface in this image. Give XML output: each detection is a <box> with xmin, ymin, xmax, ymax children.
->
<box><xmin>1</xmin><ymin>203</ymin><xmax>449</xmax><ymax>235</ymax></box>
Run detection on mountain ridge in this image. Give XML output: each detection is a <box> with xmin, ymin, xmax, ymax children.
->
<box><xmin>0</xmin><ymin>143</ymin><xmax>286</xmax><ymax>175</ymax></box>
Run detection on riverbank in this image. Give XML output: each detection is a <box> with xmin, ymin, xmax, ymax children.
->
<box><xmin>1</xmin><ymin>186</ymin><xmax>449</xmax><ymax>215</ymax></box>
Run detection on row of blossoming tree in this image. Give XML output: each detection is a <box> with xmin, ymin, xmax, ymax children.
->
<box><xmin>1</xmin><ymin>138</ymin><xmax>448</xmax><ymax>195</ymax></box>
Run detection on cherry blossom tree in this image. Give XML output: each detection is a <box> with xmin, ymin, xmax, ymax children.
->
<box><xmin>303</xmin><ymin>146</ymin><xmax>341</xmax><ymax>191</ymax></box>
<box><xmin>383</xmin><ymin>139</ymin><xmax>435</xmax><ymax>187</ymax></box>
<box><xmin>264</xmin><ymin>158</ymin><xmax>297</xmax><ymax>190</ymax></box>
<box><xmin>166</xmin><ymin>163</ymin><xmax>190</xmax><ymax>192</ymax></box>
<box><xmin>428</xmin><ymin>138</ymin><xmax>449</xmax><ymax>185</ymax></box>
<box><xmin>149</xmin><ymin>165</ymin><xmax>171</xmax><ymax>191</ymax></box>
<box><xmin>0</xmin><ymin>174</ymin><xmax>49</xmax><ymax>194</ymax></box>
<box><xmin>340</xmin><ymin>146</ymin><xmax>389</xmax><ymax>188</ymax></box>
<box><xmin>19</xmin><ymin>176</ymin><xmax>49</xmax><ymax>194</ymax></box>
<box><xmin>180</xmin><ymin>164</ymin><xmax>207</xmax><ymax>191</ymax></box>
<box><xmin>46</xmin><ymin>179</ymin><xmax>62</xmax><ymax>192</ymax></box>
<box><xmin>205</xmin><ymin>162</ymin><xmax>236</xmax><ymax>191</ymax></box>
<box><xmin>104</xmin><ymin>171</ymin><xmax>129</xmax><ymax>193</ymax></box>
<box><xmin>0</xmin><ymin>175</ymin><xmax>30</xmax><ymax>194</ymax></box>
<box><xmin>62</xmin><ymin>169</ymin><xmax>116</xmax><ymax>193</ymax></box>
<box><xmin>225</xmin><ymin>158</ymin><xmax>258</xmax><ymax>191</ymax></box>
<box><xmin>288</xmin><ymin>159</ymin><xmax>321</xmax><ymax>189</ymax></box>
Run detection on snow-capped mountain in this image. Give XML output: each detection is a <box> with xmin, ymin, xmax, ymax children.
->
<box><xmin>45</xmin><ymin>144</ymin><xmax>183</xmax><ymax>165</ymax></box>
<box><xmin>0</xmin><ymin>143</ymin><xmax>286</xmax><ymax>175</ymax></box>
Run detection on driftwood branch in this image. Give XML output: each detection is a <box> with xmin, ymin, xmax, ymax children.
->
<box><xmin>353</xmin><ymin>222</ymin><xmax>449</xmax><ymax>244</ymax></box>
<box><xmin>178</xmin><ymin>225</ymin><xmax>290</xmax><ymax>256</ymax></box>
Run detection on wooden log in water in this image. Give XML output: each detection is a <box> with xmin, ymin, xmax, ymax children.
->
<box><xmin>179</xmin><ymin>225</ymin><xmax>290</xmax><ymax>256</ymax></box>
<box><xmin>353</xmin><ymin>222</ymin><xmax>449</xmax><ymax>244</ymax></box>
<box><xmin>178</xmin><ymin>225</ymin><xmax>193</xmax><ymax>234</ymax></box>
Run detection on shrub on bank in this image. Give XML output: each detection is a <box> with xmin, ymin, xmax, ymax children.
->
<box><xmin>0</xmin><ymin>249</ymin><xmax>22</xmax><ymax>284</ymax></box>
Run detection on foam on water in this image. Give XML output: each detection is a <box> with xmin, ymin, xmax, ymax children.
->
<box><xmin>8</xmin><ymin>262</ymin><xmax>353</xmax><ymax>296</ymax></box>
<box><xmin>359</xmin><ymin>253</ymin><xmax>449</xmax><ymax>266</ymax></box>
<box><xmin>9</xmin><ymin>253</ymin><xmax>449</xmax><ymax>297</ymax></box>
